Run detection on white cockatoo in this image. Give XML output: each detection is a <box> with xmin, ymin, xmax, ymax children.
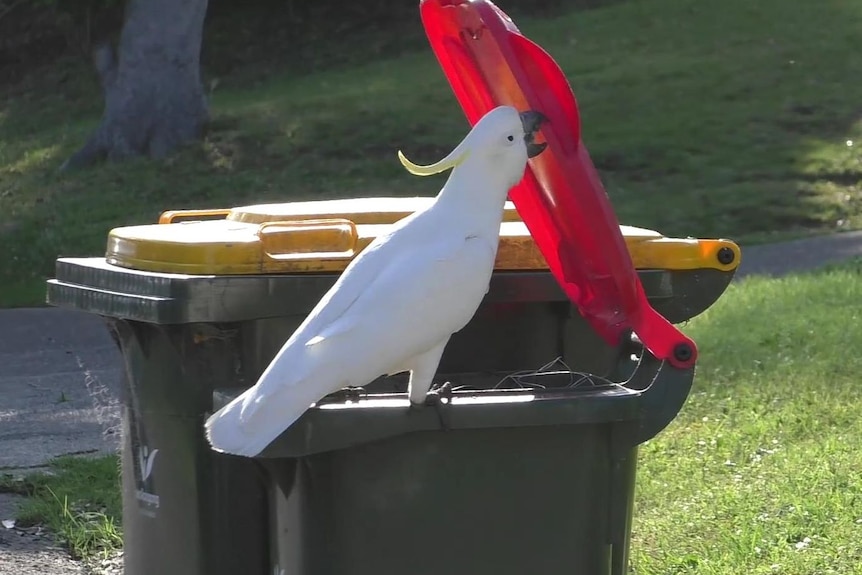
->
<box><xmin>205</xmin><ymin>105</ymin><xmax>548</xmax><ymax>457</ymax></box>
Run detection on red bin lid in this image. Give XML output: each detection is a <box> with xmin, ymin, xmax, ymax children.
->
<box><xmin>420</xmin><ymin>0</ymin><xmax>697</xmax><ymax>368</ymax></box>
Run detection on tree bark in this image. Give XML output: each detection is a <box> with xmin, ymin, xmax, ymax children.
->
<box><xmin>62</xmin><ymin>0</ymin><xmax>209</xmax><ymax>171</ymax></box>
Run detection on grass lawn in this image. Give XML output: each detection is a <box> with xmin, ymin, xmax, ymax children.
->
<box><xmin>2</xmin><ymin>261</ymin><xmax>861</xmax><ymax>570</ymax></box>
<box><xmin>633</xmin><ymin>260</ymin><xmax>862</xmax><ymax>574</ymax></box>
<box><xmin>0</xmin><ymin>455</ymin><xmax>121</xmax><ymax>559</ymax></box>
<box><xmin>1</xmin><ymin>0</ymin><xmax>862</xmax><ymax>306</ymax></box>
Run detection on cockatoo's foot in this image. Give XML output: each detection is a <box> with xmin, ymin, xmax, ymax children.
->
<box><xmin>328</xmin><ymin>386</ymin><xmax>366</xmax><ymax>404</ymax></box>
<box><xmin>425</xmin><ymin>381</ymin><xmax>453</xmax><ymax>430</ymax></box>
<box><xmin>426</xmin><ymin>381</ymin><xmax>453</xmax><ymax>403</ymax></box>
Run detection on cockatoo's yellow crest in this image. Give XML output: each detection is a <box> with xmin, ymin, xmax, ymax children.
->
<box><xmin>397</xmin><ymin>149</ymin><xmax>469</xmax><ymax>176</ymax></box>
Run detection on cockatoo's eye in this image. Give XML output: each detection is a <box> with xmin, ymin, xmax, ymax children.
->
<box><xmin>507</xmin><ymin>135</ymin><xmax>514</xmax><ymax>141</ymax></box>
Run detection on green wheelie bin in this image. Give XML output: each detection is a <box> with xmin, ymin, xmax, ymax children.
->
<box><xmin>46</xmin><ymin>197</ymin><xmax>740</xmax><ymax>575</ymax></box>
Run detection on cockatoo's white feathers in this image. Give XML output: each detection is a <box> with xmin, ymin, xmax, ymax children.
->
<box><xmin>204</xmin><ymin>105</ymin><xmax>546</xmax><ymax>457</ymax></box>
<box><xmin>304</xmin><ymin>317</ymin><xmax>352</xmax><ymax>346</ymax></box>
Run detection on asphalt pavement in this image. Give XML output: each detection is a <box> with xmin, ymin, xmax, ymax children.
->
<box><xmin>1</xmin><ymin>230</ymin><xmax>861</xmax><ymax>475</ymax></box>
<box><xmin>0</xmin><ymin>308</ymin><xmax>122</xmax><ymax>475</ymax></box>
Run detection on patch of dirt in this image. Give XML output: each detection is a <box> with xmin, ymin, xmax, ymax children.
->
<box><xmin>0</xmin><ymin>493</ymin><xmax>84</xmax><ymax>575</ymax></box>
<box><xmin>0</xmin><ymin>493</ymin><xmax>123</xmax><ymax>575</ymax></box>
<box><xmin>86</xmin><ymin>552</ymin><xmax>123</xmax><ymax>575</ymax></box>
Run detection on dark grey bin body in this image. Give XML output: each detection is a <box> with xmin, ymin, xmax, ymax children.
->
<box><xmin>47</xmin><ymin>257</ymin><xmax>732</xmax><ymax>575</ymax></box>
<box><xmin>246</xmin><ymin>353</ymin><xmax>691</xmax><ymax>575</ymax></box>
<box><xmin>109</xmin><ymin>318</ymin><xmax>270</xmax><ymax>575</ymax></box>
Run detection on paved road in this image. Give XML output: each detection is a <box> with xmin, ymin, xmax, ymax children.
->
<box><xmin>734</xmin><ymin>230</ymin><xmax>862</xmax><ymax>279</ymax></box>
<box><xmin>1</xmin><ymin>230</ymin><xmax>862</xmax><ymax>475</ymax></box>
<box><xmin>0</xmin><ymin>309</ymin><xmax>122</xmax><ymax>475</ymax></box>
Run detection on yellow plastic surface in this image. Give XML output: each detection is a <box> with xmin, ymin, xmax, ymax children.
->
<box><xmin>105</xmin><ymin>198</ymin><xmax>741</xmax><ymax>276</ymax></box>
<box><xmin>226</xmin><ymin>197</ymin><xmax>527</xmax><ymax>225</ymax></box>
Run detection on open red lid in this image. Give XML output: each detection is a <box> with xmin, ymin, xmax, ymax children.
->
<box><xmin>420</xmin><ymin>0</ymin><xmax>697</xmax><ymax>368</ymax></box>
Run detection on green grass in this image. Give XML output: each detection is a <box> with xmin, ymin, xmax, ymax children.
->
<box><xmin>632</xmin><ymin>262</ymin><xmax>862</xmax><ymax>574</ymax></box>
<box><xmin>1</xmin><ymin>0</ymin><xmax>861</xmax><ymax>307</ymax></box>
<box><xmin>0</xmin><ymin>455</ymin><xmax>122</xmax><ymax>560</ymax></box>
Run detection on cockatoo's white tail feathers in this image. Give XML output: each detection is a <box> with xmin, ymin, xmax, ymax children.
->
<box><xmin>204</xmin><ymin>394</ymin><xmax>255</xmax><ymax>456</ymax></box>
<box><xmin>204</xmin><ymin>376</ymin><xmax>321</xmax><ymax>457</ymax></box>
<box><xmin>205</xmin><ymin>408</ymin><xmax>275</xmax><ymax>458</ymax></box>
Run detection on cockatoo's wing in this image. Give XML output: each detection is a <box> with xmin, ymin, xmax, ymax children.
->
<box><xmin>245</xmin><ymin>229</ymin><xmax>496</xmax><ymax>411</ymax></box>
<box><xmin>205</xmin><ymin>225</ymin><xmax>497</xmax><ymax>457</ymax></box>
<box><xmin>283</xmin><ymin>223</ymin><xmax>408</xmax><ymax>347</ymax></box>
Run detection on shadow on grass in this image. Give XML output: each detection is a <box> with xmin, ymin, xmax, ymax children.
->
<box><xmin>534</xmin><ymin>0</ymin><xmax>862</xmax><ymax>241</ymax></box>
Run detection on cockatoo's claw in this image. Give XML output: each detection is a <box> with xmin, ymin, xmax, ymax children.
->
<box><xmin>426</xmin><ymin>381</ymin><xmax>453</xmax><ymax>403</ymax></box>
<box><xmin>425</xmin><ymin>381</ymin><xmax>453</xmax><ymax>430</ymax></box>
<box><xmin>329</xmin><ymin>386</ymin><xmax>366</xmax><ymax>404</ymax></box>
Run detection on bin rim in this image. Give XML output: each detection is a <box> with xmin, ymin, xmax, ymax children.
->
<box><xmin>213</xmin><ymin>350</ymin><xmax>693</xmax><ymax>458</ymax></box>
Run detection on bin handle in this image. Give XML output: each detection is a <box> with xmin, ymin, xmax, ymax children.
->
<box><xmin>628</xmin><ymin>237</ymin><xmax>741</xmax><ymax>272</ymax></box>
<box><xmin>257</xmin><ymin>218</ymin><xmax>359</xmax><ymax>262</ymax></box>
<box><xmin>159</xmin><ymin>208</ymin><xmax>232</xmax><ymax>224</ymax></box>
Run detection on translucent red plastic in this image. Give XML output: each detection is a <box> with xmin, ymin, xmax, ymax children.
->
<box><xmin>420</xmin><ymin>0</ymin><xmax>697</xmax><ymax>368</ymax></box>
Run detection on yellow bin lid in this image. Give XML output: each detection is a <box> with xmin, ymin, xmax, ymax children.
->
<box><xmin>105</xmin><ymin>197</ymin><xmax>741</xmax><ymax>275</ymax></box>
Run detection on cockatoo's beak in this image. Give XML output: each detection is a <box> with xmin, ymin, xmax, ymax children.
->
<box><xmin>519</xmin><ymin>110</ymin><xmax>549</xmax><ymax>158</ymax></box>
<box><xmin>397</xmin><ymin>144</ymin><xmax>470</xmax><ymax>177</ymax></box>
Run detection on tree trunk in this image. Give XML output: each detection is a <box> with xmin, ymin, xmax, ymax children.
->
<box><xmin>62</xmin><ymin>0</ymin><xmax>209</xmax><ymax>171</ymax></box>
